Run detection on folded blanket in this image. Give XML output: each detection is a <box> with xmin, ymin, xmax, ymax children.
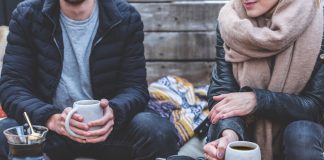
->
<box><xmin>147</xmin><ymin>76</ymin><xmax>209</xmax><ymax>146</ymax></box>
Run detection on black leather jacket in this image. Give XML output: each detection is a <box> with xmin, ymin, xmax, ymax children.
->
<box><xmin>207</xmin><ymin>23</ymin><xmax>324</xmax><ymax>141</ymax></box>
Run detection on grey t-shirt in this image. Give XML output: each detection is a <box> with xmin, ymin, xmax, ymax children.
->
<box><xmin>53</xmin><ymin>1</ymin><xmax>99</xmax><ymax>109</ymax></box>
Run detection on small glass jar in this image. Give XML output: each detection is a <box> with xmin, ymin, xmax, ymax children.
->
<box><xmin>3</xmin><ymin>125</ymin><xmax>48</xmax><ymax>160</ymax></box>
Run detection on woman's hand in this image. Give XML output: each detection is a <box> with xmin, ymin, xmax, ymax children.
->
<box><xmin>204</xmin><ymin>129</ymin><xmax>239</xmax><ymax>160</ymax></box>
<box><xmin>208</xmin><ymin>92</ymin><xmax>256</xmax><ymax>124</ymax></box>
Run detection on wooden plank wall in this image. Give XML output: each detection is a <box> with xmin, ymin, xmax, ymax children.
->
<box><xmin>0</xmin><ymin>0</ymin><xmax>22</xmax><ymax>25</ymax></box>
<box><xmin>129</xmin><ymin>0</ymin><xmax>227</xmax><ymax>85</ymax></box>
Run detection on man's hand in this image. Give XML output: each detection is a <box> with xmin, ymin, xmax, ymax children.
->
<box><xmin>46</xmin><ymin>108</ymin><xmax>90</xmax><ymax>143</ymax></box>
<box><xmin>208</xmin><ymin>92</ymin><xmax>256</xmax><ymax>124</ymax></box>
<box><xmin>86</xmin><ymin>99</ymin><xmax>114</xmax><ymax>143</ymax></box>
<box><xmin>204</xmin><ymin>129</ymin><xmax>239</xmax><ymax>160</ymax></box>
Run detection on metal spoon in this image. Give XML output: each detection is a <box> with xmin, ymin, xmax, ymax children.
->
<box><xmin>23</xmin><ymin>112</ymin><xmax>41</xmax><ymax>140</ymax></box>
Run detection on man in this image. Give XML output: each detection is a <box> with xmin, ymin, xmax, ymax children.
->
<box><xmin>0</xmin><ymin>0</ymin><xmax>179</xmax><ymax>159</ymax></box>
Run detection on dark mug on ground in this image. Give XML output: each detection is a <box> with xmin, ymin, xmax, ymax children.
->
<box><xmin>166</xmin><ymin>155</ymin><xmax>195</xmax><ymax>160</ymax></box>
<box><xmin>64</xmin><ymin>100</ymin><xmax>103</xmax><ymax>139</ymax></box>
<box><xmin>225</xmin><ymin>141</ymin><xmax>261</xmax><ymax>160</ymax></box>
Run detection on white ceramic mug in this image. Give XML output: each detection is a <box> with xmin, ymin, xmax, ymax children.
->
<box><xmin>64</xmin><ymin>100</ymin><xmax>103</xmax><ymax>139</ymax></box>
<box><xmin>225</xmin><ymin>141</ymin><xmax>261</xmax><ymax>160</ymax></box>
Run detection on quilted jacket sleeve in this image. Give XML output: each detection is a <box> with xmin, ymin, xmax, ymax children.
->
<box><xmin>109</xmin><ymin>5</ymin><xmax>149</xmax><ymax>131</ymax></box>
<box><xmin>0</xmin><ymin>5</ymin><xmax>62</xmax><ymax>125</ymax></box>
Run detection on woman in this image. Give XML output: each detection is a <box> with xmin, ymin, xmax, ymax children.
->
<box><xmin>204</xmin><ymin>0</ymin><xmax>324</xmax><ymax>160</ymax></box>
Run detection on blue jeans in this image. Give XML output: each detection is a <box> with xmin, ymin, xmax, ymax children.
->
<box><xmin>0</xmin><ymin>112</ymin><xmax>179</xmax><ymax>160</ymax></box>
<box><xmin>283</xmin><ymin>120</ymin><xmax>324</xmax><ymax>160</ymax></box>
<box><xmin>207</xmin><ymin>120</ymin><xmax>323</xmax><ymax>160</ymax></box>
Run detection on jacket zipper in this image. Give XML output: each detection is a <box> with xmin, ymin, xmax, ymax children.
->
<box><xmin>89</xmin><ymin>19</ymin><xmax>123</xmax><ymax>98</ymax></box>
<box><xmin>44</xmin><ymin>13</ymin><xmax>64</xmax><ymax>101</ymax></box>
<box><xmin>93</xmin><ymin>20</ymin><xmax>123</xmax><ymax>49</ymax></box>
<box><xmin>45</xmin><ymin>12</ymin><xmax>123</xmax><ymax>99</ymax></box>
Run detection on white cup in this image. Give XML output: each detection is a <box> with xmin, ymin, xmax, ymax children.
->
<box><xmin>225</xmin><ymin>141</ymin><xmax>261</xmax><ymax>160</ymax></box>
<box><xmin>64</xmin><ymin>100</ymin><xmax>103</xmax><ymax>139</ymax></box>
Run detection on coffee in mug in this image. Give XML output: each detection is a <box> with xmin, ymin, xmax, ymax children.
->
<box><xmin>225</xmin><ymin>141</ymin><xmax>261</xmax><ymax>160</ymax></box>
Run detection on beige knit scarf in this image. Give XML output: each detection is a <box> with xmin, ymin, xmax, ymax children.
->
<box><xmin>218</xmin><ymin>0</ymin><xmax>323</xmax><ymax>159</ymax></box>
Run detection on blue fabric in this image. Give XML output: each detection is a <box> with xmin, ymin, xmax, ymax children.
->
<box><xmin>0</xmin><ymin>113</ymin><xmax>179</xmax><ymax>159</ymax></box>
<box><xmin>0</xmin><ymin>118</ymin><xmax>18</xmax><ymax>160</ymax></box>
<box><xmin>53</xmin><ymin>1</ymin><xmax>99</xmax><ymax>108</ymax></box>
<box><xmin>0</xmin><ymin>0</ymin><xmax>148</xmax><ymax>130</ymax></box>
<box><xmin>283</xmin><ymin>120</ymin><xmax>324</xmax><ymax>160</ymax></box>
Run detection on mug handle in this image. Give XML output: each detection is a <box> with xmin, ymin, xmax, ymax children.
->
<box><xmin>64</xmin><ymin>108</ymin><xmax>86</xmax><ymax>139</ymax></box>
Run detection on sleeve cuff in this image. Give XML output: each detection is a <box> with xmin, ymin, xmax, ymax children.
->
<box><xmin>33</xmin><ymin>105</ymin><xmax>62</xmax><ymax>126</ymax></box>
<box><xmin>109</xmin><ymin>101</ymin><xmax>125</xmax><ymax>131</ymax></box>
<box><xmin>207</xmin><ymin>117</ymin><xmax>246</xmax><ymax>142</ymax></box>
<box><xmin>239</xmin><ymin>86</ymin><xmax>266</xmax><ymax>115</ymax></box>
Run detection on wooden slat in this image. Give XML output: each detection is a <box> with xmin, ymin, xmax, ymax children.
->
<box><xmin>129</xmin><ymin>0</ymin><xmax>228</xmax><ymax>3</ymax></box>
<box><xmin>144</xmin><ymin>32</ymin><xmax>216</xmax><ymax>60</ymax></box>
<box><xmin>132</xmin><ymin>2</ymin><xmax>225</xmax><ymax>31</ymax></box>
<box><xmin>146</xmin><ymin>62</ymin><xmax>214</xmax><ymax>85</ymax></box>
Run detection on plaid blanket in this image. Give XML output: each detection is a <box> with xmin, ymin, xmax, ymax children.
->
<box><xmin>147</xmin><ymin>76</ymin><xmax>209</xmax><ymax>146</ymax></box>
<box><xmin>0</xmin><ymin>106</ymin><xmax>6</xmax><ymax>118</ymax></box>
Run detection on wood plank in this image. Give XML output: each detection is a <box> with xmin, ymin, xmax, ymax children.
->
<box><xmin>3</xmin><ymin>0</ymin><xmax>21</xmax><ymax>25</ymax></box>
<box><xmin>129</xmin><ymin>0</ymin><xmax>228</xmax><ymax>3</ymax></box>
<box><xmin>0</xmin><ymin>1</ymin><xmax>5</xmax><ymax>25</ymax></box>
<box><xmin>132</xmin><ymin>2</ymin><xmax>225</xmax><ymax>31</ymax></box>
<box><xmin>146</xmin><ymin>62</ymin><xmax>214</xmax><ymax>85</ymax></box>
<box><xmin>144</xmin><ymin>32</ymin><xmax>216</xmax><ymax>60</ymax></box>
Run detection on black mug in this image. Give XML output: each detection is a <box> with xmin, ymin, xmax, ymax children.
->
<box><xmin>166</xmin><ymin>155</ymin><xmax>196</xmax><ymax>160</ymax></box>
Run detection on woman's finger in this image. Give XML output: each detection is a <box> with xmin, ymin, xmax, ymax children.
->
<box><xmin>213</xmin><ymin>97</ymin><xmax>229</xmax><ymax>110</ymax></box>
<box><xmin>211</xmin><ymin>104</ymin><xmax>232</xmax><ymax>123</ymax></box>
<box><xmin>213</xmin><ymin>94</ymin><xmax>227</xmax><ymax>102</ymax></box>
<box><xmin>204</xmin><ymin>140</ymin><xmax>219</xmax><ymax>158</ymax></box>
<box><xmin>211</xmin><ymin>113</ymin><xmax>223</xmax><ymax>124</ymax></box>
<box><xmin>216</xmin><ymin>137</ymin><xmax>228</xmax><ymax>159</ymax></box>
<box><xmin>204</xmin><ymin>153</ymin><xmax>218</xmax><ymax>160</ymax></box>
<box><xmin>216</xmin><ymin>106</ymin><xmax>235</xmax><ymax>117</ymax></box>
<box><xmin>222</xmin><ymin>109</ymin><xmax>244</xmax><ymax>119</ymax></box>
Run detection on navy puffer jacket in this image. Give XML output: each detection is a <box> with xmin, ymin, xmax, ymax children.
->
<box><xmin>0</xmin><ymin>0</ymin><xmax>148</xmax><ymax>130</ymax></box>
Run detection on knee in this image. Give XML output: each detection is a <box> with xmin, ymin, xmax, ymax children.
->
<box><xmin>0</xmin><ymin>118</ymin><xmax>18</xmax><ymax>158</ymax></box>
<box><xmin>0</xmin><ymin>118</ymin><xmax>19</xmax><ymax>132</ymax></box>
<box><xmin>130</xmin><ymin>112</ymin><xmax>179</xmax><ymax>143</ymax></box>
<box><xmin>0</xmin><ymin>118</ymin><xmax>19</xmax><ymax>136</ymax></box>
<box><xmin>0</xmin><ymin>118</ymin><xmax>19</xmax><ymax>142</ymax></box>
<box><xmin>129</xmin><ymin>113</ymin><xmax>179</xmax><ymax>157</ymax></box>
<box><xmin>283</xmin><ymin>121</ymin><xmax>323</xmax><ymax>159</ymax></box>
<box><xmin>283</xmin><ymin>120</ymin><xmax>322</xmax><ymax>146</ymax></box>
